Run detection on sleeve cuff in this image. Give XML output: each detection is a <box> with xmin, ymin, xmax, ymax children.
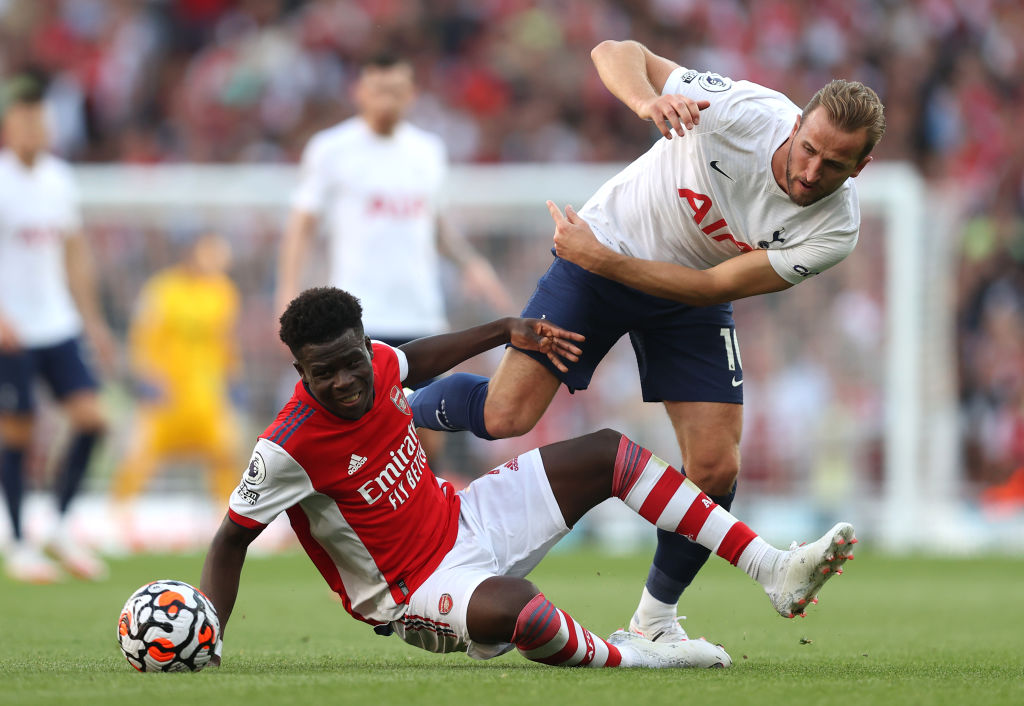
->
<box><xmin>228</xmin><ymin>508</ymin><xmax>267</xmax><ymax>530</ymax></box>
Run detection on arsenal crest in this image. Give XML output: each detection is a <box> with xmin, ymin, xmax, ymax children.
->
<box><xmin>438</xmin><ymin>593</ymin><xmax>453</xmax><ymax>615</ymax></box>
<box><xmin>390</xmin><ymin>385</ymin><xmax>411</xmax><ymax>415</ymax></box>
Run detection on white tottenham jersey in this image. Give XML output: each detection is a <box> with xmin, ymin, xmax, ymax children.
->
<box><xmin>579</xmin><ymin>67</ymin><xmax>860</xmax><ymax>285</ymax></box>
<box><xmin>292</xmin><ymin>117</ymin><xmax>449</xmax><ymax>337</ymax></box>
<box><xmin>0</xmin><ymin>150</ymin><xmax>83</xmax><ymax>347</ymax></box>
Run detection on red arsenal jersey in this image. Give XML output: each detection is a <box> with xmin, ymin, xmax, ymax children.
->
<box><xmin>228</xmin><ymin>343</ymin><xmax>461</xmax><ymax>624</ymax></box>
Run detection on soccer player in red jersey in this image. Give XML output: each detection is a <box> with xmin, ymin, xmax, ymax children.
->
<box><xmin>202</xmin><ymin>287</ymin><xmax>856</xmax><ymax>669</ymax></box>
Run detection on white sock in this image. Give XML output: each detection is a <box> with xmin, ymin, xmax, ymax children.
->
<box><xmin>634</xmin><ymin>586</ymin><xmax>677</xmax><ymax>628</ymax></box>
<box><xmin>736</xmin><ymin>537</ymin><xmax>783</xmax><ymax>586</ymax></box>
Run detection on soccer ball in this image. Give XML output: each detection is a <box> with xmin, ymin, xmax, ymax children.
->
<box><xmin>117</xmin><ymin>579</ymin><xmax>220</xmax><ymax>672</ymax></box>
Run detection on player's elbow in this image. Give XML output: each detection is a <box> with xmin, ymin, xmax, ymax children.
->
<box><xmin>591</xmin><ymin>39</ymin><xmax>634</xmax><ymax>64</ymax></box>
<box><xmin>591</xmin><ymin>40</ymin><xmax>615</xmax><ymax>63</ymax></box>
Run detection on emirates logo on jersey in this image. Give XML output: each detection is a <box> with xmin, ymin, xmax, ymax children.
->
<box><xmin>438</xmin><ymin>593</ymin><xmax>453</xmax><ymax>615</ymax></box>
<box><xmin>390</xmin><ymin>385</ymin><xmax>411</xmax><ymax>415</ymax></box>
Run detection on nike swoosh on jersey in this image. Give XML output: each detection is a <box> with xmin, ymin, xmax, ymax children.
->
<box><xmin>709</xmin><ymin>161</ymin><xmax>733</xmax><ymax>181</ymax></box>
<box><xmin>731</xmin><ymin>377</ymin><xmax>743</xmax><ymax>387</ymax></box>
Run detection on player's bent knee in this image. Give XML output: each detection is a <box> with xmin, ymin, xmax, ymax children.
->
<box><xmin>465</xmin><ymin>576</ymin><xmax>541</xmax><ymax>644</ymax></box>
<box><xmin>684</xmin><ymin>457</ymin><xmax>739</xmax><ymax>496</ymax></box>
<box><xmin>482</xmin><ymin>408</ymin><xmax>539</xmax><ymax>439</ymax></box>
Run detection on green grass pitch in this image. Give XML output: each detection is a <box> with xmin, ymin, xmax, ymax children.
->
<box><xmin>1</xmin><ymin>548</ymin><xmax>1022</xmax><ymax>705</ymax></box>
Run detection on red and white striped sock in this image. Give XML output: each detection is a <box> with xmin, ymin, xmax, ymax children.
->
<box><xmin>512</xmin><ymin>594</ymin><xmax>622</xmax><ymax>668</ymax></box>
<box><xmin>613</xmin><ymin>435</ymin><xmax>781</xmax><ymax>584</ymax></box>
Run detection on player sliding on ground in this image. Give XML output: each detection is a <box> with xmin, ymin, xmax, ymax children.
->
<box><xmin>202</xmin><ymin>287</ymin><xmax>856</xmax><ymax>669</ymax></box>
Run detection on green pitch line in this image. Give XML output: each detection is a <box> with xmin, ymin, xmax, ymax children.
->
<box><xmin>1</xmin><ymin>550</ymin><xmax>1022</xmax><ymax>706</ymax></box>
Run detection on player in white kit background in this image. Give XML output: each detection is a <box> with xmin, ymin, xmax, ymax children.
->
<box><xmin>275</xmin><ymin>52</ymin><xmax>511</xmax><ymax>471</ymax></box>
<box><xmin>0</xmin><ymin>73</ymin><xmax>116</xmax><ymax>583</ymax></box>
<box><xmin>408</xmin><ymin>40</ymin><xmax>885</xmax><ymax>645</ymax></box>
<box><xmin>201</xmin><ymin>287</ymin><xmax>857</xmax><ymax>669</ymax></box>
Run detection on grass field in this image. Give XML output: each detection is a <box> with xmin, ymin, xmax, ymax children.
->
<box><xmin>1</xmin><ymin>548</ymin><xmax>1022</xmax><ymax>706</ymax></box>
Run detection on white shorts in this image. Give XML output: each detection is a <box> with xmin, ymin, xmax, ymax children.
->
<box><xmin>390</xmin><ymin>448</ymin><xmax>569</xmax><ymax>660</ymax></box>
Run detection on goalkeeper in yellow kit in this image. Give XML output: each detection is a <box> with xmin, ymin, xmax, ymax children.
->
<box><xmin>111</xmin><ymin>232</ymin><xmax>244</xmax><ymax>515</ymax></box>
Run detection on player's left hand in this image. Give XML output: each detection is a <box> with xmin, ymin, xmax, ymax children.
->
<box><xmin>509</xmin><ymin>317</ymin><xmax>585</xmax><ymax>373</ymax></box>
<box><xmin>548</xmin><ymin>201</ymin><xmax>612</xmax><ymax>275</ymax></box>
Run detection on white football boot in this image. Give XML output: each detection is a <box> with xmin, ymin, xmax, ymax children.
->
<box><xmin>46</xmin><ymin>527</ymin><xmax>108</xmax><ymax>581</ymax></box>
<box><xmin>4</xmin><ymin>542</ymin><xmax>63</xmax><ymax>584</ymax></box>
<box><xmin>764</xmin><ymin>521</ymin><xmax>856</xmax><ymax>618</ymax></box>
<box><xmin>608</xmin><ymin>629</ymin><xmax>731</xmax><ymax>668</ymax></box>
<box><xmin>628</xmin><ymin>611</ymin><xmax>690</xmax><ymax>643</ymax></box>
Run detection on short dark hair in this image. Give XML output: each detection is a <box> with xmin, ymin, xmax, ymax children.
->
<box><xmin>361</xmin><ymin>52</ymin><xmax>406</xmax><ymax>71</ymax></box>
<box><xmin>0</xmin><ymin>70</ymin><xmax>47</xmax><ymax>114</ymax></box>
<box><xmin>279</xmin><ymin>287</ymin><xmax>363</xmax><ymax>354</ymax></box>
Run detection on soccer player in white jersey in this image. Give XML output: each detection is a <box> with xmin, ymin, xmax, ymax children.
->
<box><xmin>201</xmin><ymin>287</ymin><xmax>856</xmax><ymax>669</ymax></box>
<box><xmin>275</xmin><ymin>52</ymin><xmax>510</xmax><ymax>469</ymax></box>
<box><xmin>408</xmin><ymin>40</ymin><xmax>885</xmax><ymax>647</ymax></box>
<box><xmin>0</xmin><ymin>73</ymin><xmax>115</xmax><ymax>583</ymax></box>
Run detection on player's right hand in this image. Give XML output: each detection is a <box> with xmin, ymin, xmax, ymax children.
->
<box><xmin>637</xmin><ymin>93</ymin><xmax>710</xmax><ymax>139</ymax></box>
<box><xmin>509</xmin><ymin>318</ymin><xmax>585</xmax><ymax>373</ymax></box>
<box><xmin>0</xmin><ymin>316</ymin><xmax>21</xmax><ymax>353</ymax></box>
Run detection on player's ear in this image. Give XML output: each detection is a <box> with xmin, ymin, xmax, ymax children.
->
<box><xmin>790</xmin><ymin>114</ymin><xmax>801</xmax><ymax>138</ymax></box>
<box><xmin>364</xmin><ymin>336</ymin><xmax>373</xmax><ymax>358</ymax></box>
<box><xmin>850</xmin><ymin>154</ymin><xmax>872</xmax><ymax>178</ymax></box>
<box><xmin>292</xmin><ymin>360</ymin><xmax>306</xmax><ymax>382</ymax></box>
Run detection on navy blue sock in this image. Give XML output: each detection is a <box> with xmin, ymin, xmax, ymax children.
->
<box><xmin>645</xmin><ymin>483</ymin><xmax>737</xmax><ymax>604</ymax></box>
<box><xmin>409</xmin><ymin>373</ymin><xmax>495</xmax><ymax>440</ymax></box>
<box><xmin>1</xmin><ymin>447</ymin><xmax>26</xmax><ymax>540</ymax></box>
<box><xmin>55</xmin><ymin>432</ymin><xmax>100</xmax><ymax>515</ymax></box>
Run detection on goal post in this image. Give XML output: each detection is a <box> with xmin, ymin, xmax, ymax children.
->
<box><xmin>73</xmin><ymin>162</ymin><xmax>961</xmax><ymax>551</ymax></box>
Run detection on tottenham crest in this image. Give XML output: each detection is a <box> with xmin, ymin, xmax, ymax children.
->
<box><xmin>390</xmin><ymin>385</ymin><xmax>411</xmax><ymax>415</ymax></box>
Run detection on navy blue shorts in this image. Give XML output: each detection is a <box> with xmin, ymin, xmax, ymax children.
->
<box><xmin>516</xmin><ymin>256</ymin><xmax>743</xmax><ymax>404</ymax></box>
<box><xmin>0</xmin><ymin>336</ymin><xmax>99</xmax><ymax>414</ymax></box>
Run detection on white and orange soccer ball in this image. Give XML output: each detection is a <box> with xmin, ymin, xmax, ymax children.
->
<box><xmin>117</xmin><ymin>579</ymin><xmax>220</xmax><ymax>672</ymax></box>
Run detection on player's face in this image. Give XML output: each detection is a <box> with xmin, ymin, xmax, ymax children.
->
<box><xmin>191</xmin><ymin>233</ymin><xmax>232</xmax><ymax>275</ymax></box>
<box><xmin>294</xmin><ymin>330</ymin><xmax>375</xmax><ymax>420</ymax></box>
<box><xmin>785</xmin><ymin>107</ymin><xmax>872</xmax><ymax>207</ymax></box>
<box><xmin>354</xmin><ymin>64</ymin><xmax>414</xmax><ymax>134</ymax></box>
<box><xmin>2</xmin><ymin>102</ymin><xmax>49</xmax><ymax>159</ymax></box>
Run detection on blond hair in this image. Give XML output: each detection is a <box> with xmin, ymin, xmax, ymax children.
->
<box><xmin>803</xmin><ymin>80</ymin><xmax>886</xmax><ymax>158</ymax></box>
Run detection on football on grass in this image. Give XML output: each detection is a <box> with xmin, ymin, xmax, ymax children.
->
<box><xmin>117</xmin><ymin>579</ymin><xmax>220</xmax><ymax>672</ymax></box>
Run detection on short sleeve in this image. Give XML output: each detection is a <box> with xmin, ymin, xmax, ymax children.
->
<box><xmin>370</xmin><ymin>341</ymin><xmax>408</xmax><ymax>382</ymax></box>
<box><xmin>228</xmin><ymin>438</ymin><xmax>316</xmax><ymax>528</ymax></box>
<box><xmin>662</xmin><ymin>66</ymin><xmax>737</xmax><ymax>102</ymax></box>
<box><xmin>291</xmin><ymin>135</ymin><xmax>330</xmax><ymax>215</ymax></box>
<box><xmin>766</xmin><ymin>231</ymin><xmax>858</xmax><ymax>284</ymax></box>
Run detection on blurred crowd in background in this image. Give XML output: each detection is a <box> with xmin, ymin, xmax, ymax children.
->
<box><xmin>1</xmin><ymin>0</ymin><xmax>1023</xmax><ymax>511</ymax></box>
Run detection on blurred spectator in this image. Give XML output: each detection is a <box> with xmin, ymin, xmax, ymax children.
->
<box><xmin>0</xmin><ymin>0</ymin><xmax>1012</xmax><ymax>175</ymax></box>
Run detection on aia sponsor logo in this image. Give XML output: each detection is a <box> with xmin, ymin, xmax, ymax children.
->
<box><xmin>367</xmin><ymin>195</ymin><xmax>427</xmax><ymax>218</ymax></box>
<box><xmin>390</xmin><ymin>385</ymin><xmax>411</xmax><ymax>415</ymax></box>
<box><xmin>438</xmin><ymin>593</ymin><xmax>453</xmax><ymax>615</ymax></box>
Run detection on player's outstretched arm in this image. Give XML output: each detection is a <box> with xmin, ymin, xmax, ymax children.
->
<box><xmin>549</xmin><ymin>201</ymin><xmax>792</xmax><ymax>305</ymax></box>
<box><xmin>591</xmin><ymin>39</ymin><xmax>709</xmax><ymax>139</ymax></box>
<box><xmin>200</xmin><ymin>514</ymin><xmax>263</xmax><ymax>666</ymax></box>
<box><xmin>400</xmin><ymin>317</ymin><xmax>584</xmax><ymax>387</ymax></box>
